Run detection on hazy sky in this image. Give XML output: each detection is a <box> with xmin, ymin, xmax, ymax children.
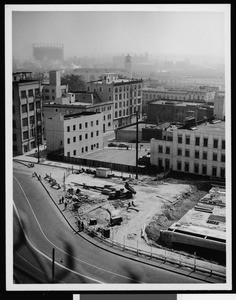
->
<box><xmin>12</xmin><ymin>9</ymin><xmax>226</xmax><ymax>59</ymax></box>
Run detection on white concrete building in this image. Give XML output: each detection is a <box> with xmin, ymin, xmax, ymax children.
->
<box><xmin>150</xmin><ymin>121</ymin><xmax>225</xmax><ymax>179</ymax></box>
<box><xmin>45</xmin><ymin>111</ymin><xmax>103</xmax><ymax>157</ymax></box>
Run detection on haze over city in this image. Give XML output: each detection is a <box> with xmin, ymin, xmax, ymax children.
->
<box><xmin>12</xmin><ymin>9</ymin><xmax>226</xmax><ymax>61</ymax></box>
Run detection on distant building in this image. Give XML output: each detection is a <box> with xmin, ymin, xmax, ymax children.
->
<box><xmin>86</xmin><ymin>73</ymin><xmax>143</xmax><ymax>128</ymax></box>
<box><xmin>214</xmin><ymin>92</ymin><xmax>225</xmax><ymax>120</ymax></box>
<box><xmin>13</xmin><ymin>72</ymin><xmax>43</xmax><ymax>155</ymax></box>
<box><xmin>124</xmin><ymin>54</ymin><xmax>132</xmax><ymax>79</ymax></box>
<box><xmin>45</xmin><ymin>111</ymin><xmax>103</xmax><ymax>157</ymax></box>
<box><xmin>42</xmin><ymin>70</ymin><xmax>68</xmax><ymax>102</ymax></box>
<box><xmin>147</xmin><ymin>100</ymin><xmax>214</xmax><ymax>124</ymax></box>
<box><xmin>150</xmin><ymin>120</ymin><xmax>225</xmax><ymax>178</ymax></box>
<box><xmin>33</xmin><ymin>43</ymin><xmax>64</xmax><ymax>62</ymax></box>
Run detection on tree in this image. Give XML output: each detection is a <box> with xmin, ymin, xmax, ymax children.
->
<box><xmin>61</xmin><ymin>74</ymin><xmax>86</xmax><ymax>92</ymax></box>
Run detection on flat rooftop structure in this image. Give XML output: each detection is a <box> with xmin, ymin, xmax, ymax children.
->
<box><xmin>64</xmin><ymin>111</ymin><xmax>100</xmax><ymax>120</ymax></box>
<box><xmin>120</xmin><ymin>122</ymin><xmax>170</xmax><ymax>132</ymax></box>
<box><xmin>149</xmin><ymin>100</ymin><xmax>213</xmax><ymax>108</ymax></box>
<box><xmin>177</xmin><ymin>120</ymin><xmax>225</xmax><ymax>134</ymax></box>
<box><xmin>90</xmin><ymin>78</ymin><xmax>142</xmax><ymax>85</ymax></box>
<box><xmin>168</xmin><ymin>188</ymin><xmax>226</xmax><ymax>242</ymax></box>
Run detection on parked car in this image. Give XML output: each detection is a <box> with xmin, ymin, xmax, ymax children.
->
<box><xmin>108</xmin><ymin>142</ymin><xmax>117</xmax><ymax>147</ymax></box>
<box><xmin>118</xmin><ymin>143</ymin><xmax>129</xmax><ymax>149</ymax></box>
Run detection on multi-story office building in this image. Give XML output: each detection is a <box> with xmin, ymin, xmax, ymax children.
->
<box><xmin>13</xmin><ymin>72</ymin><xmax>43</xmax><ymax>155</ymax></box>
<box><xmin>147</xmin><ymin>100</ymin><xmax>213</xmax><ymax>124</ymax></box>
<box><xmin>45</xmin><ymin>111</ymin><xmax>103</xmax><ymax>158</ymax></box>
<box><xmin>150</xmin><ymin>120</ymin><xmax>225</xmax><ymax>179</ymax></box>
<box><xmin>86</xmin><ymin>73</ymin><xmax>143</xmax><ymax>128</ymax></box>
<box><xmin>42</xmin><ymin>70</ymin><xmax>68</xmax><ymax>102</ymax></box>
<box><xmin>142</xmin><ymin>86</ymin><xmax>217</xmax><ymax>114</ymax></box>
<box><xmin>43</xmin><ymin>91</ymin><xmax>113</xmax><ymax>134</ymax></box>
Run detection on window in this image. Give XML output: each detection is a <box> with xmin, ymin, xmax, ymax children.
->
<box><xmin>158</xmin><ymin>145</ymin><xmax>163</xmax><ymax>153</ymax></box>
<box><xmin>178</xmin><ymin>135</ymin><xmax>182</xmax><ymax>144</ymax></box>
<box><xmin>67</xmin><ymin>152</ymin><xmax>70</xmax><ymax>157</ymax></box>
<box><xmin>194</xmin><ymin>163</ymin><xmax>199</xmax><ymax>174</ymax></box>
<box><xmin>221</xmin><ymin>154</ymin><xmax>225</xmax><ymax>162</ymax></box>
<box><xmin>185</xmin><ymin>162</ymin><xmax>189</xmax><ymax>172</ymax></box>
<box><xmin>82</xmin><ymin>147</ymin><xmax>84</xmax><ymax>153</ymax></box>
<box><xmin>185</xmin><ymin>149</ymin><xmax>190</xmax><ymax>157</ymax></box>
<box><xmin>119</xmin><ymin>94</ymin><xmax>122</xmax><ymax>100</ymax></box>
<box><xmin>96</xmin><ymin>120</ymin><xmax>99</xmax><ymax>125</ymax></box>
<box><xmin>85</xmin><ymin>133</ymin><xmax>88</xmax><ymax>139</ymax></box>
<box><xmin>177</xmin><ymin>161</ymin><xmax>182</xmax><ymax>171</ymax></box>
<box><xmin>202</xmin><ymin>165</ymin><xmax>207</xmax><ymax>175</ymax></box>
<box><xmin>29</xmin><ymin>115</ymin><xmax>35</xmax><ymax>124</ymax></box>
<box><xmin>202</xmin><ymin>151</ymin><xmax>207</xmax><ymax>160</ymax></box>
<box><xmin>23</xmin><ymin>131</ymin><xmax>29</xmax><ymax>140</ymax></box>
<box><xmin>115</xmin><ymin>103</ymin><xmax>118</xmax><ymax>109</ymax></box>
<box><xmin>115</xmin><ymin>94</ymin><xmax>118</xmax><ymax>101</ymax></box>
<box><xmin>177</xmin><ymin>148</ymin><xmax>182</xmax><ymax>156</ymax></box>
<box><xmin>91</xmin><ymin>145</ymin><xmax>93</xmax><ymax>151</ymax></box>
<box><xmin>85</xmin><ymin>122</ymin><xmax>88</xmax><ymax>128</ymax></box>
<box><xmin>73</xmin><ymin>125</ymin><xmax>76</xmax><ymax>131</ymax></box>
<box><xmin>36</xmin><ymin>101</ymin><xmax>41</xmax><ymax>109</ymax></box>
<box><xmin>22</xmin><ymin>104</ymin><xmax>27</xmax><ymax>113</ymax></box>
<box><xmin>73</xmin><ymin>150</ymin><xmax>76</xmax><ymax>156</ymax></box>
<box><xmin>67</xmin><ymin>138</ymin><xmax>70</xmax><ymax>144</ymax></box>
<box><xmin>220</xmin><ymin>168</ymin><xmax>225</xmax><ymax>178</ymax></box>
<box><xmin>166</xmin><ymin>147</ymin><xmax>170</xmax><ymax>154</ymax></box>
<box><xmin>104</xmin><ymin>115</ymin><xmax>106</xmax><ymax>121</ymax></box>
<box><xmin>158</xmin><ymin>158</ymin><xmax>163</xmax><ymax>167</ymax></box>
<box><xmin>222</xmin><ymin>140</ymin><xmax>225</xmax><ymax>150</ymax></box>
<box><xmin>99</xmin><ymin>87</ymin><xmax>103</xmax><ymax>92</ymax></box>
<box><xmin>79</xmin><ymin>135</ymin><xmax>82</xmax><ymax>141</ymax></box>
<box><xmin>213</xmin><ymin>153</ymin><xmax>218</xmax><ymax>161</ymax></box>
<box><xmin>167</xmin><ymin>136</ymin><xmax>173</xmax><ymax>142</ymax></box>
<box><xmin>213</xmin><ymin>139</ymin><xmax>218</xmax><ymax>149</ymax></box>
<box><xmin>45</xmin><ymin>89</ymin><xmax>49</xmax><ymax>93</ymax></box>
<box><xmin>97</xmin><ymin>143</ymin><xmax>99</xmax><ymax>148</ymax></box>
<box><xmin>28</xmin><ymin>89</ymin><xmax>34</xmax><ymax>97</ymax></box>
<box><xmin>96</xmin><ymin>131</ymin><xmax>99</xmax><ymax>136</ymax></box>
<box><xmin>195</xmin><ymin>150</ymin><xmax>199</xmax><ymax>159</ymax></box>
<box><xmin>203</xmin><ymin>138</ymin><xmax>208</xmax><ymax>147</ymax></box>
<box><xmin>67</xmin><ymin>126</ymin><xmax>70</xmax><ymax>132</ymax></box>
<box><xmin>85</xmin><ymin>146</ymin><xmax>88</xmax><ymax>152</ymax></box>
<box><xmin>119</xmin><ymin>111</ymin><xmax>122</xmax><ymax>117</ymax></box>
<box><xmin>29</xmin><ymin>103</ymin><xmax>34</xmax><ymax>111</ymax></box>
<box><xmin>91</xmin><ymin>132</ymin><xmax>93</xmax><ymax>138</ymax></box>
<box><xmin>21</xmin><ymin>90</ymin><xmax>27</xmax><ymax>98</ymax></box>
<box><xmin>195</xmin><ymin>137</ymin><xmax>200</xmax><ymax>146</ymax></box>
<box><xmin>22</xmin><ymin>118</ymin><xmax>28</xmax><ymax>127</ymax></box>
<box><xmin>91</xmin><ymin>121</ymin><xmax>93</xmax><ymax>126</ymax></box>
<box><xmin>185</xmin><ymin>136</ymin><xmax>190</xmax><ymax>145</ymax></box>
<box><xmin>212</xmin><ymin>166</ymin><xmax>217</xmax><ymax>177</ymax></box>
<box><xmin>79</xmin><ymin>123</ymin><xmax>82</xmax><ymax>129</ymax></box>
<box><xmin>30</xmin><ymin>128</ymin><xmax>35</xmax><ymax>137</ymax></box>
<box><xmin>73</xmin><ymin>136</ymin><xmax>76</xmax><ymax>142</ymax></box>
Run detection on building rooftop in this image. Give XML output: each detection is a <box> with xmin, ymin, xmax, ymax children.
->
<box><xmin>149</xmin><ymin>100</ymin><xmax>213</xmax><ymax>108</ymax></box>
<box><xmin>168</xmin><ymin>188</ymin><xmax>226</xmax><ymax>242</ymax></box>
<box><xmin>177</xmin><ymin>120</ymin><xmax>225</xmax><ymax>134</ymax></box>
<box><xmin>120</xmin><ymin>122</ymin><xmax>170</xmax><ymax>132</ymax></box>
<box><xmin>64</xmin><ymin>111</ymin><xmax>100</xmax><ymax>120</ymax></box>
<box><xmin>90</xmin><ymin>78</ymin><xmax>142</xmax><ymax>85</ymax></box>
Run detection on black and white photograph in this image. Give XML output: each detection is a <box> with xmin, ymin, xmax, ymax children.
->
<box><xmin>6</xmin><ymin>4</ymin><xmax>231</xmax><ymax>292</ymax></box>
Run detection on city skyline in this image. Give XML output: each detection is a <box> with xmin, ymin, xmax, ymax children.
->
<box><xmin>11</xmin><ymin>5</ymin><xmax>228</xmax><ymax>61</ymax></box>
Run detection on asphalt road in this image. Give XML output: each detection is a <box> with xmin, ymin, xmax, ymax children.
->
<box><xmin>12</xmin><ymin>162</ymin><xmax>203</xmax><ymax>287</ymax></box>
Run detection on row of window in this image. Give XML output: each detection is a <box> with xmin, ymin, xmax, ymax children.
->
<box><xmin>176</xmin><ymin>148</ymin><xmax>225</xmax><ymax>162</ymax></box>
<box><xmin>157</xmin><ymin>158</ymin><xmax>225</xmax><ymax>178</ymax></box>
<box><xmin>114</xmin><ymin>106</ymin><xmax>140</xmax><ymax>118</ymax></box>
<box><xmin>114</xmin><ymin>98</ymin><xmax>141</xmax><ymax>109</ymax></box>
<box><xmin>177</xmin><ymin>135</ymin><xmax>225</xmax><ymax>149</ymax></box>
<box><xmin>22</xmin><ymin>128</ymin><xmax>38</xmax><ymax>140</ymax></box>
<box><xmin>67</xmin><ymin>143</ymin><xmax>99</xmax><ymax>156</ymax></box>
<box><xmin>67</xmin><ymin>120</ymin><xmax>100</xmax><ymax>132</ymax></box>
<box><xmin>20</xmin><ymin>88</ymin><xmax>40</xmax><ymax>99</ymax></box>
<box><xmin>114</xmin><ymin>91</ymin><xmax>141</xmax><ymax>101</ymax></box>
<box><xmin>114</xmin><ymin>84</ymin><xmax>141</xmax><ymax>93</ymax></box>
<box><xmin>144</xmin><ymin>92</ymin><xmax>205</xmax><ymax>101</ymax></box>
<box><xmin>67</xmin><ymin>131</ymin><xmax>99</xmax><ymax>143</ymax></box>
<box><xmin>21</xmin><ymin>101</ymin><xmax>41</xmax><ymax>114</ymax></box>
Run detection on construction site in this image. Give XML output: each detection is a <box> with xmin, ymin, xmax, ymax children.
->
<box><xmin>43</xmin><ymin>165</ymin><xmax>226</xmax><ymax>266</ymax></box>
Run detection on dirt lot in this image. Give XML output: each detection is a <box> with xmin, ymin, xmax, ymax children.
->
<box><xmin>65</xmin><ymin>172</ymin><xmax>208</xmax><ymax>252</ymax></box>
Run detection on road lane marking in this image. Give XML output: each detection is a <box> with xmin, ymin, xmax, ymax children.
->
<box><xmin>13</xmin><ymin>175</ymin><xmax>143</xmax><ymax>283</ymax></box>
<box><xmin>13</xmin><ymin>201</ymin><xmax>103</xmax><ymax>283</ymax></box>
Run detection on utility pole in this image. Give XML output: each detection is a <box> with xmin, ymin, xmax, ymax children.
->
<box><xmin>135</xmin><ymin>110</ymin><xmax>139</xmax><ymax>179</ymax></box>
<box><xmin>36</xmin><ymin>124</ymin><xmax>40</xmax><ymax>163</ymax></box>
<box><xmin>52</xmin><ymin>248</ymin><xmax>55</xmax><ymax>283</ymax></box>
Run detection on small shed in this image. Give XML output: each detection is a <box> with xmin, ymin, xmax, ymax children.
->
<box><xmin>96</xmin><ymin>167</ymin><xmax>112</xmax><ymax>178</ymax></box>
